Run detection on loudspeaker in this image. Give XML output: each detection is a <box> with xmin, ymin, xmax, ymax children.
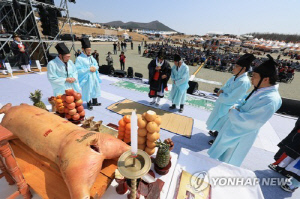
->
<box><xmin>135</xmin><ymin>72</ymin><xmax>143</xmax><ymax>79</ymax></box>
<box><xmin>99</xmin><ymin>65</ymin><xmax>114</xmax><ymax>75</ymax></box>
<box><xmin>187</xmin><ymin>81</ymin><xmax>198</xmax><ymax>94</ymax></box>
<box><xmin>277</xmin><ymin>98</ymin><xmax>300</xmax><ymax>117</ymax></box>
<box><xmin>114</xmin><ymin>70</ymin><xmax>127</xmax><ymax>78</ymax></box>
<box><xmin>127</xmin><ymin>67</ymin><xmax>133</xmax><ymax>78</ymax></box>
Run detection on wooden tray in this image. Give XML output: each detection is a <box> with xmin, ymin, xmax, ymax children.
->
<box><xmin>9</xmin><ymin>139</ymin><xmax>117</xmax><ymax>199</ymax></box>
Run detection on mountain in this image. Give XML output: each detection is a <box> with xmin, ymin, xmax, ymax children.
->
<box><xmin>104</xmin><ymin>20</ymin><xmax>175</xmax><ymax>31</ymax></box>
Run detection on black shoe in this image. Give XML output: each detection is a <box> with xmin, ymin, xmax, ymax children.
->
<box><xmin>179</xmin><ymin>104</ymin><xmax>184</xmax><ymax>113</ymax></box>
<box><xmin>213</xmin><ymin>131</ymin><xmax>219</xmax><ymax>137</ymax></box>
<box><xmin>281</xmin><ymin>183</ymin><xmax>297</xmax><ymax>193</ymax></box>
<box><xmin>208</xmin><ymin>139</ymin><xmax>214</xmax><ymax>145</ymax></box>
<box><xmin>169</xmin><ymin>104</ymin><xmax>176</xmax><ymax>109</ymax></box>
<box><xmin>150</xmin><ymin>101</ymin><xmax>156</xmax><ymax>105</ymax></box>
<box><xmin>208</xmin><ymin>130</ymin><xmax>214</xmax><ymax>136</ymax></box>
<box><xmin>276</xmin><ymin>166</ymin><xmax>284</xmax><ymax>173</ymax></box>
<box><xmin>87</xmin><ymin>101</ymin><xmax>93</xmax><ymax>110</ymax></box>
<box><xmin>268</xmin><ymin>164</ymin><xmax>278</xmax><ymax>172</ymax></box>
<box><xmin>208</xmin><ymin>130</ymin><xmax>218</xmax><ymax>137</ymax></box>
<box><xmin>280</xmin><ymin>168</ymin><xmax>292</xmax><ymax>178</ymax></box>
<box><xmin>92</xmin><ymin>98</ymin><xmax>101</xmax><ymax>106</ymax></box>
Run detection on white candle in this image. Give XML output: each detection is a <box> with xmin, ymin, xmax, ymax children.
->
<box><xmin>131</xmin><ymin>110</ymin><xmax>138</xmax><ymax>156</ymax></box>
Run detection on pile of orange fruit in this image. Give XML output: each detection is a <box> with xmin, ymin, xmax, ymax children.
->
<box><xmin>117</xmin><ymin>110</ymin><xmax>161</xmax><ymax>155</ymax></box>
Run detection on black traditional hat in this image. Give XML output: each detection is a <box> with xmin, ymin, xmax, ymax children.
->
<box><xmin>253</xmin><ymin>54</ymin><xmax>277</xmax><ymax>80</ymax></box>
<box><xmin>174</xmin><ymin>54</ymin><xmax>181</xmax><ymax>62</ymax></box>
<box><xmin>245</xmin><ymin>54</ymin><xmax>278</xmax><ymax>101</ymax></box>
<box><xmin>55</xmin><ymin>43</ymin><xmax>70</xmax><ymax>55</ymax></box>
<box><xmin>12</xmin><ymin>32</ymin><xmax>20</xmax><ymax>38</ymax></box>
<box><xmin>236</xmin><ymin>53</ymin><xmax>256</xmax><ymax>71</ymax></box>
<box><xmin>81</xmin><ymin>38</ymin><xmax>91</xmax><ymax>49</ymax></box>
<box><xmin>234</xmin><ymin>53</ymin><xmax>256</xmax><ymax>81</ymax></box>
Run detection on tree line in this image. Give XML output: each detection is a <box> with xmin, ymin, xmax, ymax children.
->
<box><xmin>247</xmin><ymin>33</ymin><xmax>300</xmax><ymax>43</ymax></box>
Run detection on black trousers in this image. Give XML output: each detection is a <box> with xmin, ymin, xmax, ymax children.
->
<box><xmin>120</xmin><ymin>61</ymin><xmax>125</xmax><ymax>71</ymax></box>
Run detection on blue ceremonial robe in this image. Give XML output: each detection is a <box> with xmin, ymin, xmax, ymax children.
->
<box><xmin>208</xmin><ymin>85</ymin><xmax>282</xmax><ymax>166</ymax></box>
<box><xmin>75</xmin><ymin>53</ymin><xmax>102</xmax><ymax>102</ymax></box>
<box><xmin>169</xmin><ymin>62</ymin><xmax>189</xmax><ymax>106</ymax></box>
<box><xmin>206</xmin><ymin>73</ymin><xmax>251</xmax><ymax>131</ymax></box>
<box><xmin>47</xmin><ymin>56</ymin><xmax>81</xmax><ymax>96</ymax></box>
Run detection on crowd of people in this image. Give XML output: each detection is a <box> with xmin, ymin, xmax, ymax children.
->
<box><xmin>142</xmin><ymin>42</ymin><xmax>298</xmax><ymax>84</ymax></box>
<box><xmin>205</xmin><ymin>54</ymin><xmax>298</xmax><ymax>79</ymax></box>
<box><xmin>142</xmin><ymin>42</ymin><xmax>207</xmax><ymax>66</ymax></box>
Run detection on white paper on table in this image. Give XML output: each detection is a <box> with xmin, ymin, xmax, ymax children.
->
<box><xmin>102</xmin><ymin>150</ymin><xmax>178</xmax><ymax>199</ymax></box>
<box><xmin>167</xmin><ymin>148</ymin><xmax>264</xmax><ymax>199</ymax></box>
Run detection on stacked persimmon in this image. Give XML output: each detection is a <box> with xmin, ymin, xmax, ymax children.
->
<box><xmin>117</xmin><ymin>110</ymin><xmax>161</xmax><ymax>156</ymax></box>
<box><xmin>55</xmin><ymin>96</ymin><xmax>64</xmax><ymax>115</ymax></box>
<box><xmin>62</xmin><ymin>89</ymin><xmax>85</xmax><ymax>121</ymax></box>
<box><xmin>118</xmin><ymin>115</ymin><xmax>131</xmax><ymax>144</ymax></box>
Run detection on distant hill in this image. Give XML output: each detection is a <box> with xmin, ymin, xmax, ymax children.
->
<box><xmin>104</xmin><ymin>20</ymin><xmax>175</xmax><ymax>31</ymax></box>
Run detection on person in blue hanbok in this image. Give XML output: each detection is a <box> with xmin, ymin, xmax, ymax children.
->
<box><xmin>207</xmin><ymin>54</ymin><xmax>255</xmax><ymax>145</ymax></box>
<box><xmin>75</xmin><ymin>38</ymin><xmax>101</xmax><ymax>110</ymax></box>
<box><xmin>208</xmin><ymin>55</ymin><xmax>282</xmax><ymax>167</ymax></box>
<box><xmin>47</xmin><ymin>43</ymin><xmax>81</xmax><ymax>96</ymax></box>
<box><xmin>169</xmin><ymin>54</ymin><xmax>189</xmax><ymax>113</ymax></box>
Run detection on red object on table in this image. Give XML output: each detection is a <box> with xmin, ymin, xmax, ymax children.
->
<box><xmin>115</xmin><ymin>178</ymin><xmax>128</xmax><ymax>195</ymax></box>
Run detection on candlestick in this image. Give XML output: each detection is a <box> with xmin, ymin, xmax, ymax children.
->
<box><xmin>117</xmin><ymin>150</ymin><xmax>151</xmax><ymax>199</ymax></box>
<box><xmin>131</xmin><ymin>110</ymin><xmax>138</xmax><ymax>156</ymax></box>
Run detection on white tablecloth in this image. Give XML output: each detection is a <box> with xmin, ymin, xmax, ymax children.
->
<box><xmin>102</xmin><ymin>151</ymin><xmax>178</xmax><ymax>199</ymax></box>
<box><xmin>166</xmin><ymin>148</ymin><xmax>264</xmax><ymax>199</ymax></box>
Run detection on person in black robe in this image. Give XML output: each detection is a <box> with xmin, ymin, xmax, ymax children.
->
<box><xmin>268</xmin><ymin>117</ymin><xmax>300</xmax><ymax>192</ymax></box>
<box><xmin>148</xmin><ymin>49</ymin><xmax>171</xmax><ymax>106</ymax></box>
<box><xmin>10</xmin><ymin>33</ymin><xmax>31</xmax><ymax>72</ymax></box>
<box><xmin>269</xmin><ymin>117</ymin><xmax>300</xmax><ymax>172</ymax></box>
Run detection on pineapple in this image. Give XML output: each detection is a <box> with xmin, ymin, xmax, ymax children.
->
<box><xmin>29</xmin><ymin>90</ymin><xmax>47</xmax><ymax>110</ymax></box>
<box><xmin>155</xmin><ymin>140</ymin><xmax>170</xmax><ymax>168</ymax></box>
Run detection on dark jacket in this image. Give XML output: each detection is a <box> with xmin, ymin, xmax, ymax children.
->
<box><xmin>276</xmin><ymin>117</ymin><xmax>300</xmax><ymax>159</ymax></box>
<box><xmin>148</xmin><ymin>59</ymin><xmax>171</xmax><ymax>91</ymax></box>
<box><xmin>11</xmin><ymin>41</ymin><xmax>30</xmax><ymax>65</ymax></box>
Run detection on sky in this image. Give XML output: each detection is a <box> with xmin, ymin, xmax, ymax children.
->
<box><xmin>55</xmin><ymin>0</ymin><xmax>300</xmax><ymax>36</ymax></box>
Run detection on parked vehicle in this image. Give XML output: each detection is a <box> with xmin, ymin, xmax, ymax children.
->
<box><xmin>124</xmin><ymin>36</ymin><xmax>132</xmax><ymax>42</ymax></box>
<box><xmin>97</xmin><ymin>36</ymin><xmax>108</xmax><ymax>42</ymax></box>
<box><xmin>107</xmin><ymin>36</ymin><xmax>118</xmax><ymax>42</ymax></box>
<box><xmin>89</xmin><ymin>36</ymin><xmax>102</xmax><ymax>42</ymax></box>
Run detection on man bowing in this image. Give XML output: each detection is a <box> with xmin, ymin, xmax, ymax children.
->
<box><xmin>169</xmin><ymin>54</ymin><xmax>189</xmax><ymax>113</ymax></box>
<box><xmin>47</xmin><ymin>43</ymin><xmax>81</xmax><ymax>96</ymax></box>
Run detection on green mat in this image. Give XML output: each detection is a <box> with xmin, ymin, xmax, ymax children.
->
<box><xmin>111</xmin><ymin>81</ymin><xmax>215</xmax><ymax>111</ymax></box>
